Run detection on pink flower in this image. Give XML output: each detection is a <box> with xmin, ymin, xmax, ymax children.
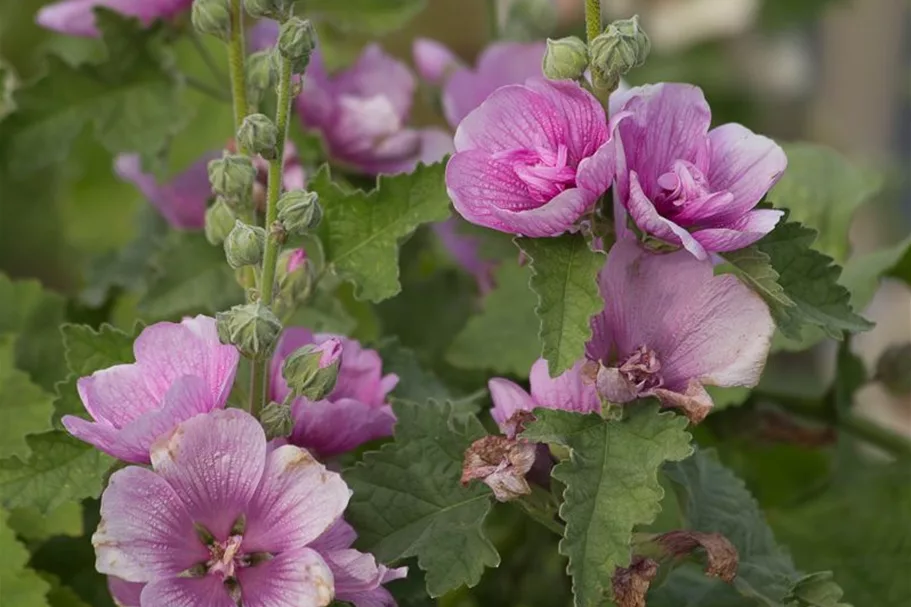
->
<box><xmin>611</xmin><ymin>83</ymin><xmax>787</xmax><ymax>260</ymax></box>
<box><xmin>489</xmin><ymin>359</ymin><xmax>600</xmax><ymax>434</ymax></box>
<box><xmin>297</xmin><ymin>45</ymin><xmax>441</xmax><ymax>175</ymax></box>
<box><xmin>36</xmin><ymin>0</ymin><xmax>192</xmax><ymax>37</ymax></box>
<box><xmin>62</xmin><ymin>316</ymin><xmax>239</xmax><ymax>464</ymax></box>
<box><xmin>432</xmin><ymin>219</ymin><xmax>496</xmax><ymax>294</ymax></box>
<box><xmin>412</xmin><ymin>38</ymin><xmax>462</xmax><ymax>86</ymax></box>
<box><xmin>270</xmin><ymin>329</ymin><xmax>399</xmax><ymax>457</ymax></box>
<box><xmin>93</xmin><ymin>409</ymin><xmax>372</xmax><ymax>606</ymax></box>
<box><xmin>586</xmin><ymin>240</ymin><xmax>774</xmax><ymax>422</ymax></box>
<box><xmin>446</xmin><ymin>78</ymin><xmax>624</xmax><ymax>237</ymax></box>
<box><xmin>285</xmin><ymin>248</ymin><xmax>308</xmax><ymax>274</ymax></box>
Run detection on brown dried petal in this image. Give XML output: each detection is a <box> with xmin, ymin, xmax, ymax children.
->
<box><xmin>461</xmin><ymin>436</ymin><xmax>537</xmax><ymax>502</ymax></box>
<box><xmin>612</xmin><ymin>556</ymin><xmax>659</xmax><ymax>607</ymax></box>
<box><xmin>657</xmin><ymin>530</ymin><xmax>738</xmax><ymax>583</ymax></box>
<box><xmin>653</xmin><ymin>379</ymin><xmax>714</xmax><ymax>424</ymax></box>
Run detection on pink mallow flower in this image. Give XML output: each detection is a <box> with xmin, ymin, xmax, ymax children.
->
<box><xmin>297</xmin><ymin>45</ymin><xmax>444</xmax><ymax>175</ymax></box>
<box><xmin>586</xmin><ymin>240</ymin><xmax>774</xmax><ymax>422</ymax></box>
<box><xmin>62</xmin><ymin>316</ymin><xmax>239</xmax><ymax>464</ymax></box>
<box><xmin>611</xmin><ymin>83</ymin><xmax>787</xmax><ymax>260</ymax></box>
<box><xmin>446</xmin><ymin>78</ymin><xmax>623</xmax><ymax>238</ymax></box>
<box><xmin>489</xmin><ymin>359</ymin><xmax>601</xmax><ymax>434</ymax></box>
<box><xmin>270</xmin><ymin>328</ymin><xmax>399</xmax><ymax>457</ymax></box>
<box><xmin>37</xmin><ymin>0</ymin><xmax>192</xmax><ymax>37</ymax></box>
<box><xmin>94</xmin><ymin>409</ymin><xmax>404</xmax><ymax>606</ymax></box>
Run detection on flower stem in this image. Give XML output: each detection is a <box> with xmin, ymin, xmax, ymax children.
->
<box><xmin>584</xmin><ymin>0</ymin><xmax>602</xmax><ymax>45</ymax></box>
<box><xmin>227</xmin><ymin>0</ymin><xmax>250</xmax><ymax>150</ymax></box>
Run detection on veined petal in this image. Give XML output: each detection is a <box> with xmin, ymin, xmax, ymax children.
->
<box><xmin>108</xmin><ymin>577</ymin><xmax>144</xmax><ymax>607</ymax></box>
<box><xmin>488</xmin><ymin>378</ymin><xmax>535</xmax><ymax>431</ymax></box>
<box><xmin>528</xmin><ymin>359</ymin><xmax>600</xmax><ymax>414</ymax></box>
<box><xmin>236</xmin><ymin>548</ymin><xmax>335</xmax><ymax>607</ymax></box>
<box><xmin>76</xmin><ymin>365</ymin><xmax>156</xmax><ymax>428</ymax></box>
<box><xmin>139</xmin><ymin>577</ymin><xmax>234</xmax><ymax>607</ymax></box>
<box><xmin>524</xmin><ymin>79</ymin><xmax>608</xmax><ymax>165</ymax></box>
<box><xmin>626</xmin><ymin>172</ymin><xmax>707</xmax><ymax>259</ymax></box>
<box><xmin>62</xmin><ymin>416</ymin><xmax>145</xmax><ymax>463</ymax></box>
<box><xmin>289</xmin><ymin>398</ymin><xmax>395</xmax><ymax>457</ymax></box>
<box><xmin>692</xmin><ymin>208</ymin><xmax>783</xmax><ymax>252</ymax></box>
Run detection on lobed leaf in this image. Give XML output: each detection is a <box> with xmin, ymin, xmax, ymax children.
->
<box><xmin>0</xmin><ymin>509</ymin><xmax>51</xmax><ymax>606</ymax></box>
<box><xmin>0</xmin><ymin>335</ymin><xmax>55</xmax><ymax>459</ymax></box>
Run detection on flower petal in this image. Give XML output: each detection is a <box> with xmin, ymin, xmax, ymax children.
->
<box><xmin>692</xmin><ymin>209</ymin><xmax>784</xmax><ymax>252</ymax></box>
<box><xmin>94</xmin><ymin>466</ymin><xmax>206</xmax><ymax>581</ymax></box>
<box><xmin>150</xmin><ymin>409</ymin><xmax>266</xmax><ymax>539</ymax></box>
<box><xmin>76</xmin><ymin>365</ymin><xmax>157</xmax><ymax>428</ymax></box>
<box><xmin>653</xmin><ymin>380</ymin><xmax>714</xmax><ymax>424</ymax></box>
<box><xmin>488</xmin><ymin>378</ymin><xmax>535</xmax><ymax>431</ymax></box>
<box><xmin>528</xmin><ymin>359</ymin><xmax>601</xmax><ymax>414</ymax></box>
<box><xmin>108</xmin><ymin>577</ymin><xmax>144</xmax><ymax>607</ymax></box>
<box><xmin>413</xmin><ymin>38</ymin><xmax>462</xmax><ymax>85</ymax></box>
<box><xmin>334</xmin><ymin>45</ymin><xmax>415</xmax><ymax>121</ymax></box>
<box><xmin>310</xmin><ymin>519</ymin><xmax>358</xmax><ymax>553</ymax></box>
<box><xmin>243</xmin><ymin>445</ymin><xmax>350</xmax><ymax>554</ymax></box>
<box><xmin>524</xmin><ymin>79</ymin><xmax>608</xmax><ymax>165</ymax></box>
<box><xmin>62</xmin><ymin>416</ymin><xmax>142</xmax><ymax>463</ymax></box>
<box><xmin>626</xmin><ymin>172</ymin><xmax>707</xmax><ymax>259</ymax></box>
<box><xmin>236</xmin><ymin>548</ymin><xmax>335</xmax><ymax>607</ymax></box>
<box><xmin>325</xmin><ymin>548</ymin><xmax>406</xmax><ymax>607</ymax></box>
<box><xmin>140</xmin><ymin>577</ymin><xmax>234</xmax><ymax>607</ymax></box>
<box><xmin>289</xmin><ymin>398</ymin><xmax>395</xmax><ymax>457</ymax></box>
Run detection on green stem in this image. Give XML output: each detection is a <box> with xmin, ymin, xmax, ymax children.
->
<box><xmin>227</xmin><ymin>0</ymin><xmax>249</xmax><ymax>152</ymax></box>
<box><xmin>486</xmin><ymin>0</ymin><xmax>499</xmax><ymax>40</ymax></box>
<box><xmin>584</xmin><ymin>0</ymin><xmax>602</xmax><ymax>45</ymax></box>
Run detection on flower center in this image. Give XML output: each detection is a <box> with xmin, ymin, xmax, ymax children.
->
<box><xmin>618</xmin><ymin>345</ymin><xmax>663</xmax><ymax>394</ymax></box>
<box><xmin>207</xmin><ymin>535</ymin><xmax>244</xmax><ymax>580</ymax></box>
<box><xmin>494</xmin><ymin>144</ymin><xmax>577</xmax><ymax>206</ymax></box>
<box><xmin>654</xmin><ymin>160</ymin><xmax>714</xmax><ymax>215</ymax></box>
<box><xmin>182</xmin><ymin>519</ymin><xmax>273</xmax><ymax>603</ymax></box>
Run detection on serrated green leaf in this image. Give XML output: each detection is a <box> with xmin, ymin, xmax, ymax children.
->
<box><xmin>309</xmin><ymin>163</ymin><xmax>451</xmax><ymax>302</ymax></box>
<box><xmin>344</xmin><ymin>400</ymin><xmax>500</xmax><ymax>597</ymax></box>
<box><xmin>376</xmin><ymin>338</ymin><xmax>452</xmax><ymax>403</ymax></box>
<box><xmin>771</xmin><ymin>143</ymin><xmax>881</xmax><ymax>263</ymax></box>
<box><xmin>0</xmin><ymin>509</ymin><xmax>51</xmax><ymax>606</ymax></box>
<box><xmin>784</xmin><ymin>572</ymin><xmax>852</xmax><ymax>607</ymax></box>
<box><xmin>0</xmin><ymin>430</ymin><xmax>113</xmax><ymax>515</ymax></box>
<box><xmin>7</xmin><ymin>501</ymin><xmax>84</xmax><ymax>542</ymax></box>
<box><xmin>138</xmin><ymin>231</ymin><xmax>243</xmax><ymax>321</ymax></box>
<box><xmin>0</xmin><ymin>11</ymin><xmax>186</xmax><ymax>175</ymax></box>
<box><xmin>720</xmin><ymin>246</ymin><xmax>794</xmax><ymax>311</ymax></box>
<box><xmin>447</xmin><ymin>262</ymin><xmax>539</xmax><ymax>375</ymax></box>
<box><xmin>305</xmin><ymin>0</ymin><xmax>427</xmax><ymax>33</ymax></box>
<box><xmin>522</xmin><ymin>405</ymin><xmax>693</xmax><ymax>607</ymax></box>
<box><xmin>839</xmin><ymin>234</ymin><xmax>911</xmax><ymax>311</ymax></box>
<box><xmin>0</xmin><ymin>335</ymin><xmax>55</xmax><ymax>458</ymax></box>
<box><xmin>516</xmin><ymin>234</ymin><xmax>605</xmax><ymax>377</ymax></box>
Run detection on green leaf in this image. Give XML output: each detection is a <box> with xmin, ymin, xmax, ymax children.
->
<box><xmin>305</xmin><ymin>0</ymin><xmax>427</xmax><ymax>33</ymax></box>
<box><xmin>7</xmin><ymin>501</ymin><xmax>84</xmax><ymax>541</ymax></box>
<box><xmin>516</xmin><ymin>234</ymin><xmax>605</xmax><ymax>377</ymax></box>
<box><xmin>375</xmin><ymin>338</ymin><xmax>453</xmax><ymax>403</ymax></box>
<box><xmin>0</xmin><ymin>509</ymin><xmax>51</xmax><ymax>606</ymax></box>
<box><xmin>0</xmin><ymin>431</ymin><xmax>114</xmax><ymax>514</ymax></box>
<box><xmin>285</xmin><ymin>288</ymin><xmax>357</xmax><ymax>336</ymax></box>
<box><xmin>720</xmin><ymin>246</ymin><xmax>794</xmax><ymax>311</ymax></box>
<box><xmin>0</xmin><ymin>335</ymin><xmax>54</xmax><ymax>458</ymax></box>
<box><xmin>522</xmin><ymin>405</ymin><xmax>693</xmax><ymax>607</ymax></box>
<box><xmin>705</xmin><ymin>385</ymin><xmax>751</xmax><ymax>411</ymax></box>
<box><xmin>784</xmin><ymin>572</ymin><xmax>852</xmax><ymax>607</ymax></box>
<box><xmin>138</xmin><ymin>231</ymin><xmax>243</xmax><ymax>321</ymax></box>
<box><xmin>770</xmin><ymin>143</ymin><xmax>881</xmax><ymax>263</ymax></box>
<box><xmin>344</xmin><ymin>400</ymin><xmax>500</xmax><ymax>597</ymax></box>
<box><xmin>447</xmin><ymin>262</ymin><xmax>540</xmax><ymax>375</ymax></box>
<box><xmin>0</xmin><ymin>11</ymin><xmax>187</xmax><ymax>175</ymax></box>
<box><xmin>309</xmin><ymin>163</ymin><xmax>452</xmax><ymax>302</ymax></box>
<box><xmin>839</xmin><ymin>234</ymin><xmax>911</xmax><ymax>311</ymax></box>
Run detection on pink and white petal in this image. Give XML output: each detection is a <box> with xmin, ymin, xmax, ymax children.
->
<box><xmin>62</xmin><ymin>416</ymin><xmax>147</xmax><ymax>463</ymax></box>
<box><xmin>413</xmin><ymin>38</ymin><xmax>462</xmax><ymax>85</ymax></box>
<box><xmin>524</xmin><ymin>79</ymin><xmax>608</xmax><ymax>164</ymax></box>
<box><xmin>325</xmin><ymin>549</ymin><xmax>405</xmax><ymax>606</ymax></box>
<box><xmin>150</xmin><ymin>409</ymin><xmax>266</xmax><ymax>539</ymax></box>
<box><xmin>76</xmin><ymin>365</ymin><xmax>158</xmax><ymax>428</ymax></box>
<box><xmin>341</xmin><ymin>586</ymin><xmax>398</xmax><ymax>607</ymax></box>
<box><xmin>691</xmin><ymin>209</ymin><xmax>784</xmax><ymax>252</ymax></box>
<box><xmin>336</xmin><ymin>45</ymin><xmax>415</xmax><ymax>121</ymax></box>
<box><xmin>94</xmin><ymin>466</ymin><xmax>206</xmax><ymax>580</ymax></box>
<box><xmin>626</xmin><ymin>172</ymin><xmax>707</xmax><ymax>259</ymax></box>
<box><xmin>528</xmin><ymin>359</ymin><xmax>601</xmax><ymax>414</ymax></box>
<box><xmin>576</xmin><ymin>134</ymin><xmax>622</xmax><ymax>198</ymax></box>
<box><xmin>317</xmin><ymin>335</ymin><xmax>387</xmax><ymax>405</ymax></box>
<box><xmin>493</xmin><ymin>187</ymin><xmax>592</xmax><ymax>238</ymax></box>
<box><xmin>36</xmin><ymin>0</ymin><xmax>123</xmax><ymax>37</ymax></box>
<box><xmin>140</xmin><ymin>577</ymin><xmax>234</xmax><ymax>607</ymax></box>
<box><xmin>616</xmin><ymin>83</ymin><xmax>712</xmax><ymax>199</ymax></box>
<box><xmin>453</xmin><ymin>85</ymin><xmax>563</xmax><ymax>154</ymax></box>
<box><xmin>488</xmin><ymin>378</ymin><xmax>535</xmax><ymax>431</ymax></box>
<box><xmin>243</xmin><ymin>445</ymin><xmax>350</xmax><ymax>553</ymax></box>
<box><xmin>446</xmin><ymin>150</ymin><xmax>541</xmax><ymax>229</ymax></box>
<box><xmin>310</xmin><ymin>519</ymin><xmax>358</xmax><ymax>553</ymax></box>
<box><xmin>108</xmin><ymin>577</ymin><xmax>144</xmax><ymax>607</ymax></box>
<box><xmin>133</xmin><ymin>321</ymin><xmax>213</xmax><ymax>401</ymax></box>
<box><xmin>236</xmin><ymin>548</ymin><xmax>335</xmax><ymax>607</ymax></box>
<box><xmin>707</xmin><ymin>123</ymin><xmax>787</xmax><ymax>218</ymax></box>
<box><xmin>418</xmin><ymin>127</ymin><xmax>455</xmax><ymax>165</ymax></box>
<box><xmin>289</xmin><ymin>399</ymin><xmax>395</xmax><ymax>457</ymax></box>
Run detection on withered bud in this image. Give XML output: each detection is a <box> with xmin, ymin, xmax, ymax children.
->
<box><xmin>461</xmin><ymin>436</ymin><xmax>537</xmax><ymax>502</ymax></box>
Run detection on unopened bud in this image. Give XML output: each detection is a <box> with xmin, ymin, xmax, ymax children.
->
<box><xmin>590</xmin><ymin>15</ymin><xmax>650</xmax><ymax>93</ymax></box>
<box><xmin>261</xmin><ymin>402</ymin><xmax>293</xmax><ymax>439</ymax></box>
<box><xmin>277</xmin><ymin>190</ymin><xmax>321</xmax><ymax>234</ymax></box>
<box><xmin>238</xmin><ymin>113</ymin><xmax>279</xmax><ymax>160</ymax></box>
<box><xmin>243</xmin><ymin>0</ymin><xmax>293</xmax><ymax>20</ymax></box>
<box><xmin>204</xmin><ymin>199</ymin><xmax>237</xmax><ymax>245</ymax></box>
<box><xmin>875</xmin><ymin>342</ymin><xmax>911</xmax><ymax>396</ymax></box>
<box><xmin>224</xmin><ymin>221</ymin><xmax>265</xmax><ymax>269</ymax></box>
<box><xmin>216</xmin><ymin>301</ymin><xmax>282</xmax><ymax>359</ymax></box>
<box><xmin>246</xmin><ymin>50</ymin><xmax>276</xmax><ymax>108</ymax></box>
<box><xmin>278</xmin><ymin>18</ymin><xmax>316</xmax><ymax>74</ymax></box>
<box><xmin>208</xmin><ymin>154</ymin><xmax>256</xmax><ymax>206</ymax></box>
<box><xmin>282</xmin><ymin>339</ymin><xmax>343</xmax><ymax>400</ymax></box>
<box><xmin>461</xmin><ymin>436</ymin><xmax>537</xmax><ymax>502</ymax></box>
<box><xmin>276</xmin><ymin>248</ymin><xmax>312</xmax><ymax>302</ymax></box>
<box><xmin>191</xmin><ymin>0</ymin><xmax>232</xmax><ymax>41</ymax></box>
<box><xmin>542</xmin><ymin>36</ymin><xmax>588</xmax><ymax>81</ymax></box>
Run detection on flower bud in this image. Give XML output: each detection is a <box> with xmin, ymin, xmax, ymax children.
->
<box><xmin>278</xmin><ymin>18</ymin><xmax>316</xmax><ymax>74</ymax></box>
<box><xmin>875</xmin><ymin>342</ymin><xmax>911</xmax><ymax>397</ymax></box>
<box><xmin>277</xmin><ymin>190</ymin><xmax>321</xmax><ymax>234</ymax></box>
<box><xmin>590</xmin><ymin>15</ymin><xmax>650</xmax><ymax>92</ymax></box>
<box><xmin>276</xmin><ymin>248</ymin><xmax>312</xmax><ymax>303</ymax></box>
<box><xmin>542</xmin><ymin>36</ymin><xmax>589</xmax><ymax>81</ymax></box>
<box><xmin>246</xmin><ymin>50</ymin><xmax>276</xmax><ymax>108</ymax></box>
<box><xmin>191</xmin><ymin>0</ymin><xmax>232</xmax><ymax>41</ymax></box>
<box><xmin>204</xmin><ymin>199</ymin><xmax>237</xmax><ymax>245</ymax></box>
<box><xmin>260</xmin><ymin>402</ymin><xmax>293</xmax><ymax>439</ymax></box>
<box><xmin>224</xmin><ymin>220</ymin><xmax>265</xmax><ymax>269</ymax></box>
<box><xmin>243</xmin><ymin>0</ymin><xmax>293</xmax><ymax>20</ymax></box>
<box><xmin>237</xmin><ymin>113</ymin><xmax>279</xmax><ymax>160</ymax></box>
<box><xmin>208</xmin><ymin>154</ymin><xmax>256</xmax><ymax>206</ymax></box>
<box><xmin>216</xmin><ymin>301</ymin><xmax>282</xmax><ymax>359</ymax></box>
<box><xmin>282</xmin><ymin>339</ymin><xmax>342</xmax><ymax>400</ymax></box>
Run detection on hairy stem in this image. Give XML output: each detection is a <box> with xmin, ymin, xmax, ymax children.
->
<box><xmin>584</xmin><ymin>0</ymin><xmax>601</xmax><ymax>45</ymax></box>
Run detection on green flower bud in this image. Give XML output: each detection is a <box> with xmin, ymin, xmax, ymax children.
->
<box><xmin>208</xmin><ymin>154</ymin><xmax>256</xmax><ymax>206</ymax></box>
<box><xmin>243</xmin><ymin>0</ymin><xmax>293</xmax><ymax>20</ymax></box>
<box><xmin>237</xmin><ymin>113</ymin><xmax>279</xmax><ymax>160</ymax></box>
<box><xmin>224</xmin><ymin>220</ymin><xmax>265</xmax><ymax>269</ymax></box>
<box><xmin>278</xmin><ymin>18</ymin><xmax>316</xmax><ymax>74</ymax></box>
<box><xmin>276</xmin><ymin>190</ymin><xmax>321</xmax><ymax>234</ymax></box>
<box><xmin>590</xmin><ymin>15</ymin><xmax>651</xmax><ymax>93</ymax></box>
<box><xmin>276</xmin><ymin>249</ymin><xmax>313</xmax><ymax>304</ymax></box>
<box><xmin>246</xmin><ymin>50</ymin><xmax>277</xmax><ymax>108</ymax></box>
<box><xmin>191</xmin><ymin>0</ymin><xmax>232</xmax><ymax>41</ymax></box>
<box><xmin>216</xmin><ymin>301</ymin><xmax>282</xmax><ymax>359</ymax></box>
<box><xmin>282</xmin><ymin>339</ymin><xmax>342</xmax><ymax>400</ymax></box>
<box><xmin>204</xmin><ymin>199</ymin><xmax>237</xmax><ymax>245</ymax></box>
<box><xmin>260</xmin><ymin>402</ymin><xmax>293</xmax><ymax>439</ymax></box>
<box><xmin>542</xmin><ymin>36</ymin><xmax>589</xmax><ymax>81</ymax></box>
<box><xmin>875</xmin><ymin>342</ymin><xmax>911</xmax><ymax>397</ymax></box>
